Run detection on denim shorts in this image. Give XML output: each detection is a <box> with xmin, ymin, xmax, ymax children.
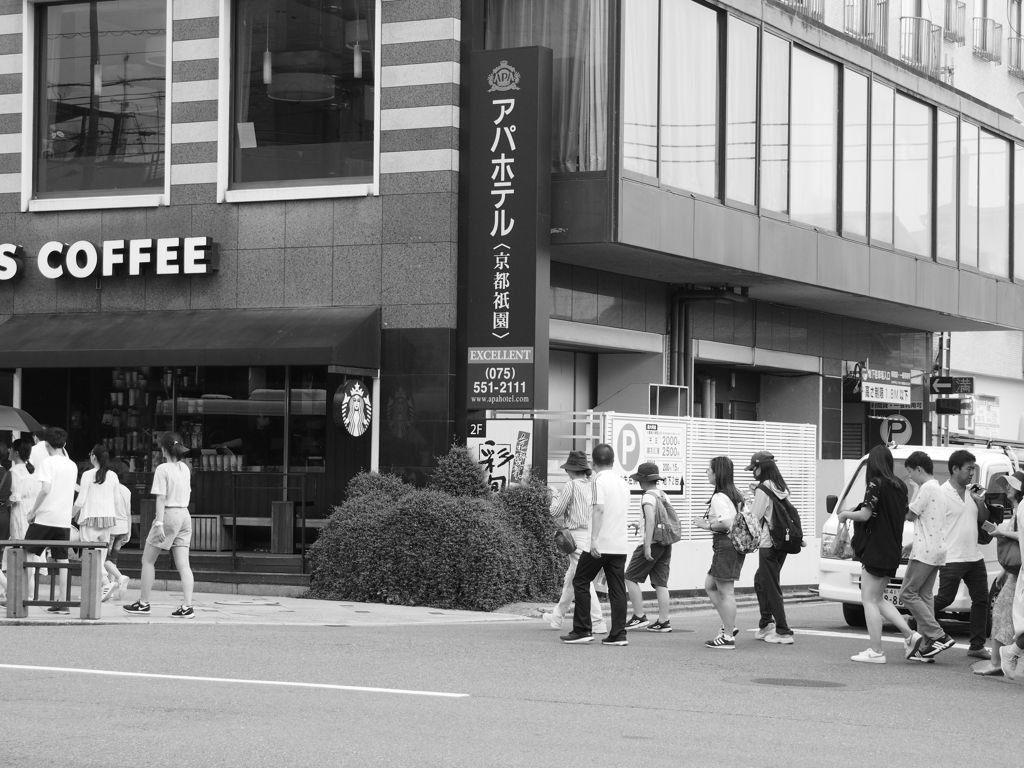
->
<box><xmin>625</xmin><ymin>543</ymin><xmax>672</xmax><ymax>588</ymax></box>
<box><xmin>708</xmin><ymin>534</ymin><xmax>745</xmax><ymax>582</ymax></box>
<box><xmin>145</xmin><ymin>507</ymin><xmax>192</xmax><ymax>550</ymax></box>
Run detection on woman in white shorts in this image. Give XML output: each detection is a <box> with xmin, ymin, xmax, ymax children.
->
<box><xmin>73</xmin><ymin>445</ymin><xmax>119</xmax><ymax>600</ymax></box>
<box><xmin>124</xmin><ymin>432</ymin><xmax>195</xmax><ymax>618</ymax></box>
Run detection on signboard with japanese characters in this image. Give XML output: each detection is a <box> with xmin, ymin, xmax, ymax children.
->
<box><xmin>860</xmin><ymin>367</ymin><xmax>912</xmax><ymax>405</ymax></box>
<box><xmin>604</xmin><ymin>416</ymin><xmax>687</xmax><ymax>492</ymax></box>
<box><xmin>465</xmin><ymin>48</ymin><xmax>552</xmax><ymax>410</ymax></box>
<box><xmin>468</xmin><ymin>419</ymin><xmax>534</xmax><ymax>492</ymax></box>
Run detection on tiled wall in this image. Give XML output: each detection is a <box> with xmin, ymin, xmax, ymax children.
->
<box><xmin>549</xmin><ymin>262</ymin><xmax>668</xmax><ymax>335</ymax></box>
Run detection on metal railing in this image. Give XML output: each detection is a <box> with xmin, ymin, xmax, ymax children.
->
<box><xmin>973</xmin><ymin>17</ymin><xmax>1003</xmax><ymax>62</ymax></box>
<box><xmin>1009</xmin><ymin>36</ymin><xmax>1024</xmax><ymax>77</ymax></box>
<box><xmin>772</xmin><ymin>0</ymin><xmax>824</xmax><ymax>23</ymax></box>
<box><xmin>844</xmin><ymin>0</ymin><xmax>890</xmax><ymax>52</ymax></box>
<box><xmin>901</xmin><ymin>17</ymin><xmax>942</xmax><ymax>77</ymax></box>
<box><xmin>944</xmin><ymin>0</ymin><xmax>966</xmax><ymax>45</ymax></box>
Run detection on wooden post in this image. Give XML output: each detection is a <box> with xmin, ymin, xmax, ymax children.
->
<box><xmin>271</xmin><ymin>501</ymin><xmax>294</xmax><ymax>554</ymax></box>
<box><xmin>79</xmin><ymin>548</ymin><xmax>103</xmax><ymax>620</ymax></box>
<box><xmin>7</xmin><ymin>547</ymin><xmax>26</xmax><ymax>618</ymax></box>
<box><xmin>140</xmin><ymin>499</ymin><xmax>156</xmax><ymax>538</ymax></box>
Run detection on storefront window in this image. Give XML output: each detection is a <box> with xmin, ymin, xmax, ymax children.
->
<box><xmin>35</xmin><ymin>0</ymin><xmax>166</xmax><ymax>198</ymax></box>
<box><xmin>485</xmin><ymin>0</ymin><xmax>608</xmax><ymax>173</ymax></box>
<box><xmin>960</xmin><ymin>121</ymin><xmax>980</xmax><ymax>268</ymax></box>
<box><xmin>842</xmin><ymin>70</ymin><xmax>868</xmax><ymax>237</ymax></box>
<box><xmin>893</xmin><ymin>94</ymin><xmax>932</xmax><ymax>258</ymax></box>
<box><xmin>870</xmin><ymin>82</ymin><xmax>894</xmax><ymax>245</ymax></box>
<box><xmin>289</xmin><ymin>366</ymin><xmax>327</xmax><ymax>472</ymax></box>
<box><xmin>1015</xmin><ymin>145</ymin><xmax>1024</xmax><ymax>278</ymax></box>
<box><xmin>790</xmin><ymin>49</ymin><xmax>837</xmax><ymax>231</ymax></box>
<box><xmin>660</xmin><ymin>0</ymin><xmax>718</xmax><ymax>196</ymax></box>
<box><xmin>231</xmin><ymin>0</ymin><xmax>377</xmax><ymax>188</ymax></box>
<box><xmin>760</xmin><ymin>33</ymin><xmax>789</xmax><ymax>214</ymax></box>
<box><xmin>978</xmin><ymin>130</ymin><xmax>1009</xmax><ymax>277</ymax></box>
<box><xmin>725</xmin><ymin>17</ymin><xmax>757</xmax><ymax>206</ymax></box>
<box><xmin>936</xmin><ymin>111</ymin><xmax>958</xmax><ymax>262</ymax></box>
<box><xmin>621</xmin><ymin>0</ymin><xmax>658</xmax><ymax>178</ymax></box>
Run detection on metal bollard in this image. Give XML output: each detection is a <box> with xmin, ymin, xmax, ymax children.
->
<box><xmin>6</xmin><ymin>547</ymin><xmax>26</xmax><ymax>619</ymax></box>
<box><xmin>79</xmin><ymin>548</ymin><xmax>103</xmax><ymax>620</ymax></box>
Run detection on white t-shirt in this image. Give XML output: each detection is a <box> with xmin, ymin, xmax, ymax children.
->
<box><xmin>593</xmin><ymin>469</ymin><xmax>630</xmax><ymax>555</ymax></box>
<box><xmin>940</xmin><ymin>480</ymin><xmax>983</xmax><ymax>563</ymax></box>
<box><xmin>151</xmin><ymin>461</ymin><xmax>191</xmax><ymax>508</ymax></box>
<box><xmin>111</xmin><ymin>484</ymin><xmax>132</xmax><ymax>535</ymax></box>
<box><xmin>708</xmin><ymin>492</ymin><xmax>738</xmax><ymax>531</ymax></box>
<box><xmin>75</xmin><ymin>468</ymin><xmax>121</xmax><ymax>522</ymax></box>
<box><xmin>34</xmin><ymin>453</ymin><xmax>79</xmax><ymax>528</ymax></box>
<box><xmin>908</xmin><ymin>478</ymin><xmax>946</xmax><ymax>566</ymax></box>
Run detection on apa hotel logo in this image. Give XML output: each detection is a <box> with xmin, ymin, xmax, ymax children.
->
<box><xmin>487</xmin><ymin>60</ymin><xmax>520</xmax><ymax>92</ymax></box>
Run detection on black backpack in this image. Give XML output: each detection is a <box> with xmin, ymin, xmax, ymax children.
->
<box><xmin>758</xmin><ymin>483</ymin><xmax>804</xmax><ymax>554</ymax></box>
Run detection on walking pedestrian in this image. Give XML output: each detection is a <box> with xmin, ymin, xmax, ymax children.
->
<box><xmin>838</xmin><ymin>445</ymin><xmax>922</xmax><ymax>664</ymax></box>
<box><xmin>746</xmin><ymin>451</ymin><xmax>795</xmax><ymax>645</ymax></box>
<box><xmin>624</xmin><ymin>462</ymin><xmax>673</xmax><ymax>633</ymax></box>
<box><xmin>104</xmin><ymin>459</ymin><xmax>132</xmax><ymax>600</ymax></box>
<box><xmin>124</xmin><ymin>432</ymin><xmax>195</xmax><ymax>618</ymax></box>
<box><xmin>998</xmin><ymin>473</ymin><xmax>1024</xmax><ymax>678</ymax></box>
<box><xmin>899</xmin><ymin>451</ymin><xmax>956</xmax><ymax>662</ymax></box>
<box><xmin>932</xmin><ymin>450</ymin><xmax>992</xmax><ymax>659</ymax></box>
<box><xmin>0</xmin><ymin>443</ymin><xmax>10</xmax><ymax>603</ymax></box>
<box><xmin>974</xmin><ymin>471</ymin><xmax>1022</xmax><ymax>675</ymax></box>
<box><xmin>73</xmin><ymin>445</ymin><xmax>120</xmax><ymax>602</ymax></box>
<box><xmin>560</xmin><ymin>443</ymin><xmax>630</xmax><ymax>646</ymax></box>
<box><xmin>695</xmin><ymin>456</ymin><xmax>746</xmax><ymax>650</ymax></box>
<box><xmin>2</xmin><ymin>440</ymin><xmax>39</xmax><ymax>606</ymax></box>
<box><xmin>542</xmin><ymin>450</ymin><xmax>607</xmax><ymax>635</ymax></box>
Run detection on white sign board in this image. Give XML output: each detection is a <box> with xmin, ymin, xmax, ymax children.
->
<box><xmin>861</xmin><ymin>382</ymin><xmax>911</xmax><ymax>405</ymax></box>
<box><xmin>468</xmin><ymin>419</ymin><xmax>533</xmax><ymax>492</ymax></box>
<box><xmin>974</xmin><ymin>395</ymin><xmax>1000</xmax><ymax>438</ymax></box>
<box><xmin>605</xmin><ymin>417</ymin><xmax>687</xmax><ymax>492</ymax></box>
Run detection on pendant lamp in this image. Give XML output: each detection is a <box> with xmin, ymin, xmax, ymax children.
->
<box><xmin>346</xmin><ymin>19</ymin><xmax>367</xmax><ymax>79</ymax></box>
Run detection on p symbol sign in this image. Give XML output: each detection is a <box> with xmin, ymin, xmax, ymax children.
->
<box><xmin>615</xmin><ymin>423</ymin><xmax>641</xmax><ymax>474</ymax></box>
<box><xmin>881</xmin><ymin>415</ymin><xmax>912</xmax><ymax>447</ymax></box>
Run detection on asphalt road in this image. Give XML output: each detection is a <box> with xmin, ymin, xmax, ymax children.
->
<box><xmin>0</xmin><ymin>601</ymin><xmax>1017</xmax><ymax>768</ymax></box>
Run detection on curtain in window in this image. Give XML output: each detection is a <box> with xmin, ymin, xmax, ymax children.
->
<box><xmin>236</xmin><ymin>1</ymin><xmax>256</xmax><ymax>125</ymax></box>
<box><xmin>621</xmin><ymin>0</ymin><xmax>658</xmax><ymax>176</ymax></box>
<box><xmin>485</xmin><ymin>0</ymin><xmax>608</xmax><ymax>172</ymax></box>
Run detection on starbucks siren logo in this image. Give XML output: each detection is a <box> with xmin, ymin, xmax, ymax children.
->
<box><xmin>487</xmin><ymin>60</ymin><xmax>521</xmax><ymax>92</ymax></box>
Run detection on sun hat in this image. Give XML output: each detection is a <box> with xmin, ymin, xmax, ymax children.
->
<box><xmin>560</xmin><ymin>450</ymin><xmax>592</xmax><ymax>475</ymax></box>
<box><xmin>630</xmin><ymin>462</ymin><xmax>664</xmax><ymax>482</ymax></box>
<box><xmin>1000</xmin><ymin>470</ymin><xmax>1024</xmax><ymax>492</ymax></box>
<box><xmin>745</xmin><ymin>450</ymin><xmax>775</xmax><ymax>471</ymax></box>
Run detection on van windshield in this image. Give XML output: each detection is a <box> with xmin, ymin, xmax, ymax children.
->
<box><xmin>834</xmin><ymin>460</ymin><xmax>1014</xmax><ymax>512</ymax></box>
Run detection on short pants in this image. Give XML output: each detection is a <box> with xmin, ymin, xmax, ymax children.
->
<box><xmin>145</xmin><ymin>507</ymin><xmax>192</xmax><ymax>550</ymax></box>
<box><xmin>708</xmin><ymin>534</ymin><xmax>745</xmax><ymax>582</ymax></box>
<box><xmin>107</xmin><ymin>533</ymin><xmax>130</xmax><ymax>563</ymax></box>
<box><xmin>24</xmin><ymin>523</ymin><xmax>70</xmax><ymax>560</ymax></box>
<box><xmin>863</xmin><ymin>565</ymin><xmax>898</xmax><ymax>579</ymax></box>
<box><xmin>78</xmin><ymin>524</ymin><xmax>111</xmax><ymax>545</ymax></box>
<box><xmin>624</xmin><ymin>543</ymin><xmax>672</xmax><ymax>588</ymax></box>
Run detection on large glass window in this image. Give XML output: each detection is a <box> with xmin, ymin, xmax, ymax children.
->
<box><xmin>760</xmin><ymin>33</ymin><xmax>789</xmax><ymax>214</ymax></box>
<box><xmin>978</xmin><ymin>130</ymin><xmax>1009</xmax><ymax>277</ymax></box>
<box><xmin>936</xmin><ymin>111</ymin><xmax>958</xmax><ymax>262</ymax></box>
<box><xmin>790</xmin><ymin>49</ymin><xmax>837</xmax><ymax>230</ymax></box>
<box><xmin>960</xmin><ymin>121</ymin><xmax>980</xmax><ymax>268</ymax></box>
<box><xmin>842</xmin><ymin>70</ymin><xmax>868</xmax><ymax>237</ymax></box>
<box><xmin>725</xmin><ymin>17</ymin><xmax>757</xmax><ymax>206</ymax></box>
<box><xmin>485</xmin><ymin>0</ymin><xmax>608</xmax><ymax>173</ymax></box>
<box><xmin>622</xmin><ymin>0</ymin><xmax>658</xmax><ymax>177</ymax></box>
<box><xmin>36</xmin><ymin>0</ymin><xmax>166</xmax><ymax>198</ymax></box>
<box><xmin>870</xmin><ymin>82</ymin><xmax>894</xmax><ymax>244</ymax></box>
<box><xmin>231</xmin><ymin>0</ymin><xmax>377</xmax><ymax>188</ymax></box>
<box><xmin>660</xmin><ymin>0</ymin><xmax>718</xmax><ymax>196</ymax></box>
<box><xmin>893</xmin><ymin>94</ymin><xmax>932</xmax><ymax>257</ymax></box>
<box><xmin>1015</xmin><ymin>145</ymin><xmax>1024</xmax><ymax>278</ymax></box>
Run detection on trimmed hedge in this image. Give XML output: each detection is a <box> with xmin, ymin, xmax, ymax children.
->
<box><xmin>496</xmin><ymin>479</ymin><xmax>566</xmax><ymax>601</ymax></box>
<box><xmin>430</xmin><ymin>443</ymin><xmax>491</xmax><ymax>498</ymax></box>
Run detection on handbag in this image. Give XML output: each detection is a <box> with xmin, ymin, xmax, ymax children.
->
<box><xmin>829</xmin><ymin>520</ymin><xmax>855</xmax><ymax>560</ymax></box>
<box><xmin>553</xmin><ymin>528</ymin><xmax>577</xmax><ymax>554</ymax></box>
<box><xmin>728</xmin><ymin>502</ymin><xmax>760</xmax><ymax>555</ymax></box>
<box><xmin>996</xmin><ymin>513</ymin><xmax>1021</xmax><ymax>576</ymax></box>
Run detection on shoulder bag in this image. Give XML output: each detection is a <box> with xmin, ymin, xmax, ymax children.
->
<box><xmin>996</xmin><ymin>512</ymin><xmax>1021</xmax><ymax>576</ymax></box>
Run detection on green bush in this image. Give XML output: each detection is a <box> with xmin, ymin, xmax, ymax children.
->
<box><xmin>430</xmin><ymin>443</ymin><xmax>491</xmax><ymax>498</ymax></box>
<box><xmin>345</xmin><ymin>470</ymin><xmax>411</xmax><ymax>502</ymax></box>
<box><xmin>497</xmin><ymin>479</ymin><xmax>566</xmax><ymax>601</ymax></box>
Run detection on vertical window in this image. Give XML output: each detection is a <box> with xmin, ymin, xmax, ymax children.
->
<box><xmin>485</xmin><ymin>0</ymin><xmax>608</xmax><ymax>173</ymax></box>
<box><xmin>660</xmin><ymin>0</ymin><xmax>718</xmax><ymax>197</ymax></box>
<box><xmin>622</xmin><ymin>0</ymin><xmax>658</xmax><ymax>177</ymax></box>
<box><xmin>790</xmin><ymin>49</ymin><xmax>837</xmax><ymax>230</ymax></box>
<box><xmin>960</xmin><ymin>121</ymin><xmax>980</xmax><ymax>267</ymax></box>
<box><xmin>870</xmin><ymin>82</ymin><xmax>894</xmax><ymax>245</ymax></box>
<box><xmin>893</xmin><ymin>94</ymin><xmax>932</xmax><ymax>257</ymax></box>
<box><xmin>936</xmin><ymin>111</ymin><xmax>958</xmax><ymax>262</ymax></box>
<box><xmin>231</xmin><ymin>0</ymin><xmax>377</xmax><ymax>188</ymax></box>
<box><xmin>725</xmin><ymin>17</ymin><xmax>757</xmax><ymax>206</ymax></box>
<box><xmin>760</xmin><ymin>33</ymin><xmax>789</xmax><ymax>214</ymax></box>
<box><xmin>1015</xmin><ymin>145</ymin><xmax>1024</xmax><ymax>278</ymax></box>
<box><xmin>36</xmin><ymin>0</ymin><xmax>166</xmax><ymax>198</ymax></box>
<box><xmin>842</xmin><ymin>70</ymin><xmax>868</xmax><ymax>237</ymax></box>
<box><xmin>978</xmin><ymin>130</ymin><xmax>1009</xmax><ymax>277</ymax></box>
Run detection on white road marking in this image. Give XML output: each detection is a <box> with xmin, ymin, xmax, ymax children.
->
<box><xmin>747</xmin><ymin>627</ymin><xmax>970</xmax><ymax>650</ymax></box>
<box><xmin>0</xmin><ymin>664</ymin><xmax>469</xmax><ymax>698</ymax></box>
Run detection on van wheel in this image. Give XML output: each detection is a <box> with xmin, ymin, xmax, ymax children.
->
<box><xmin>843</xmin><ymin>603</ymin><xmax>866</xmax><ymax>628</ymax></box>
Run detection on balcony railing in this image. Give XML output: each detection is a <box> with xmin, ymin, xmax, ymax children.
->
<box><xmin>1009</xmin><ymin>36</ymin><xmax>1024</xmax><ymax>78</ymax></box>
<box><xmin>944</xmin><ymin>0</ymin><xmax>966</xmax><ymax>46</ymax></box>
<box><xmin>844</xmin><ymin>0</ymin><xmax>890</xmax><ymax>52</ymax></box>
<box><xmin>901</xmin><ymin>17</ymin><xmax>942</xmax><ymax>78</ymax></box>
<box><xmin>973</xmin><ymin>17</ymin><xmax>1003</xmax><ymax>62</ymax></box>
<box><xmin>773</xmin><ymin>0</ymin><xmax>825</xmax><ymax>23</ymax></box>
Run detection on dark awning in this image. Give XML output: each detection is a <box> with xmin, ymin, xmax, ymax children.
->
<box><xmin>0</xmin><ymin>307</ymin><xmax>380</xmax><ymax>369</ymax></box>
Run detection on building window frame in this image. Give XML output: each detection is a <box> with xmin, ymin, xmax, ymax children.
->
<box><xmin>216</xmin><ymin>0</ymin><xmax>382</xmax><ymax>204</ymax></box>
<box><xmin>20</xmin><ymin>0</ymin><xmax>172</xmax><ymax>212</ymax></box>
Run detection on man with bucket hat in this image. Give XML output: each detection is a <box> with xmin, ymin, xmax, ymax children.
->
<box><xmin>623</xmin><ymin>462</ymin><xmax>674</xmax><ymax>633</ymax></box>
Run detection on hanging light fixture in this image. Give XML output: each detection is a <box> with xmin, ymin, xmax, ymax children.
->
<box><xmin>346</xmin><ymin>12</ymin><xmax>367</xmax><ymax>80</ymax></box>
<box><xmin>93</xmin><ymin>61</ymin><xmax>103</xmax><ymax>96</ymax></box>
<box><xmin>263</xmin><ymin>3</ymin><xmax>273</xmax><ymax>85</ymax></box>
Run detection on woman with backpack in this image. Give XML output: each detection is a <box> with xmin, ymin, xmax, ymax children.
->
<box><xmin>695</xmin><ymin>456</ymin><xmax>746</xmax><ymax>649</ymax></box>
<box><xmin>837</xmin><ymin>445</ymin><xmax>922</xmax><ymax>663</ymax></box>
<box><xmin>747</xmin><ymin>451</ymin><xmax>796</xmax><ymax>645</ymax></box>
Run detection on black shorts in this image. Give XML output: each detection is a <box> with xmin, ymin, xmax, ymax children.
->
<box><xmin>24</xmin><ymin>523</ymin><xmax>71</xmax><ymax>560</ymax></box>
<box><xmin>624</xmin><ymin>543</ymin><xmax>672</xmax><ymax>588</ymax></box>
<box><xmin>863</xmin><ymin>565</ymin><xmax>898</xmax><ymax>579</ymax></box>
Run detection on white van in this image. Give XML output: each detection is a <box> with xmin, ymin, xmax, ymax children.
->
<box><xmin>818</xmin><ymin>445</ymin><xmax>1012</xmax><ymax>627</ymax></box>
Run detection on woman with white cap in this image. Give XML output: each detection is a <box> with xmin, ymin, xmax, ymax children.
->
<box><xmin>997</xmin><ymin>471</ymin><xmax>1024</xmax><ymax>678</ymax></box>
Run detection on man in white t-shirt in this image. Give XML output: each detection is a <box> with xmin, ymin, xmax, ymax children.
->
<box><xmin>24</xmin><ymin>427</ymin><xmax>79</xmax><ymax>615</ymax></box>
<box><xmin>899</xmin><ymin>451</ymin><xmax>955</xmax><ymax>661</ymax></box>
<box><xmin>561</xmin><ymin>443</ymin><xmax>631</xmax><ymax>646</ymax></box>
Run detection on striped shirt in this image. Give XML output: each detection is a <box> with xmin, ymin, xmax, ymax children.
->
<box><xmin>550</xmin><ymin>478</ymin><xmax>595</xmax><ymax>531</ymax></box>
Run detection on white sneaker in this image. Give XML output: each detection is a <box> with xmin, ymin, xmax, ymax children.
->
<box><xmin>593</xmin><ymin>623</ymin><xmax>609</xmax><ymax>635</ymax></box>
<box><xmin>101</xmin><ymin>582</ymin><xmax>117</xmax><ymax>602</ymax></box>
<box><xmin>117</xmin><ymin>575</ymin><xmax>130</xmax><ymax>600</ymax></box>
<box><xmin>765</xmin><ymin>632</ymin><xmax>794</xmax><ymax>645</ymax></box>
<box><xmin>851</xmin><ymin>648</ymin><xmax>886</xmax><ymax>664</ymax></box>
<box><xmin>754</xmin><ymin>623</ymin><xmax>776</xmax><ymax>640</ymax></box>
<box><xmin>903</xmin><ymin>631</ymin><xmax>924</xmax><ymax>660</ymax></box>
<box><xmin>1000</xmin><ymin>644</ymin><xmax>1022</xmax><ymax>679</ymax></box>
<box><xmin>543</xmin><ymin>613</ymin><xmax>562</xmax><ymax>630</ymax></box>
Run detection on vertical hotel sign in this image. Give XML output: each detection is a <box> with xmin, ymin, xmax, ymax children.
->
<box><xmin>466</xmin><ymin>48</ymin><xmax>552</xmax><ymax>410</ymax></box>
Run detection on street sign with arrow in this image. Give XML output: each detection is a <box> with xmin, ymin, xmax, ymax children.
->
<box><xmin>929</xmin><ymin>376</ymin><xmax>973</xmax><ymax>396</ymax></box>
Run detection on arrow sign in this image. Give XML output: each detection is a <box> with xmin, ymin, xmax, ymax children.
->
<box><xmin>930</xmin><ymin>377</ymin><xmax>952</xmax><ymax>395</ymax></box>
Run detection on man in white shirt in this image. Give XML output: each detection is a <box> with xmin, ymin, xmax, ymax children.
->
<box><xmin>933</xmin><ymin>449</ymin><xmax>990</xmax><ymax>658</ymax></box>
<box><xmin>561</xmin><ymin>443</ymin><xmax>631</xmax><ymax>646</ymax></box>
<box><xmin>24</xmin><ymin>427</ymin><xmax>79</xmax><ymax>615</ymax></box>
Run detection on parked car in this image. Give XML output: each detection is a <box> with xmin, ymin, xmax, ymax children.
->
<box><xmin>818</xmin><ymin>445</ymin><xmax>1012</xmax><ymax>627</ymax></box>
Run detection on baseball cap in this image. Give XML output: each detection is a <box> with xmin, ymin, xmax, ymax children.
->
<box><xmin>745</xmin><ymin>451</ymin><xmax>775</xmax><ymax>471</ymax></box>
